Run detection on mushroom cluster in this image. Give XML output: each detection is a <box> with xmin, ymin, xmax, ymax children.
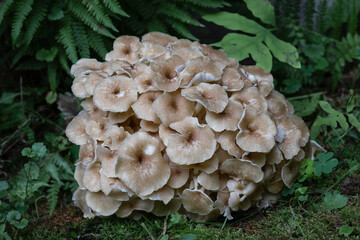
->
<box><xmin>66</xmin><ymin>32</ymin><xmax>321</xmax><ymax>221</ymax></box>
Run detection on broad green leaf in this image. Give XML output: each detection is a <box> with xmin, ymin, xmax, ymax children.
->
<box><xmin>21</xmin><ymin>147</ymin><xmax>35</xmax><ymax>158</ymax></box>
<box><xmin>319</xmin><ymin>101</ymin><xmax>349</xmax><ymax>130</ymax></box>
<box><xmin>347</xmin><ymin>114</ymin><xmax>360</xmax><ymax>132</ymax></box>
<box><xmin>347</xmin><ymin>89</ymin><xmax>355</xmax><ymax>113</ymax></box>
<box><xmin>31</xmin><ymin>142</ymin><xmax>47</xmax><ymax>158</ymax></box>
<box><xmin>243</xmin><ymin>0</ymin><xmax>276</xmax><ymax>26</ymax></box>
<box><xmin>203</xmin><ymin>12</ymin><xmax>265</xmax><ymax>35</ymax></box>
<box><xmin>313</xmin><ymin>152</ymin><xmax>338</xmax><ymax>176</ymax></box>
<box><xmin>313</xmin><ymin>57</ymin><xmax>329</xmax><ymax>70</ymax></box>
<box><xmin>0</xmin><ymin>92</ymin><xmax>19</xmax><ymax>104</ymax></box>
<box><xmin>264</xmin><ymin>33</ymin><xmax>301</xmax><ymax>68</ymax></box>
<box><xmin>6</xmin><ymin>210</ymin><xmax>21</xmax><ymax>224</ymax></box>
<box><xmin>322</xmin><ymin>191</ymin><xmax>348</xmax><ymax>211</ymax></box>
<box><xmin>46</xmin><ymin>91</ymin><xmax>57</xmax><ymax>104</ymax></box>
<box><xmin>0</xmin><ymin>181</ymin><xmax>9</xmax><ymax>192</ymax></box>
<box><xmin>13</xmin><ymin>218</ymin><xmax>28</xmax><ymax>229</ymax></box>
<box><xmin>339</xmin><ymin>225</ymin><xmax>355</xmax><ymax>236</ymax></box>
<box><xmin>36</xmin><ymin>47</ymin><xmax>58</xmax><ymax>62</ymax></box>
<box><xmin>302</xmin><ymin>44</ymin><xmax>325</xmax><ymax>59</ymax></box>
<box><xmin>48</xmin><ymin>6</ymin><xmax>64</xmax><ymax>21</ymax></box>
<box><xmin>24</xmin><ymin>162</ymin><xmax>40</xmax><ymax>180</ymax></box>
<box><xmin>213</xmin><ymin>33</ymin><xmax>272</xmax><ymax>71</ymax></box>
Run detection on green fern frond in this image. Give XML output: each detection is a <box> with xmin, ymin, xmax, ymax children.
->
<box><xmin>11</xmin><ymin>0</ymin><xmax>34</xmax><ymax>45</ymax></box>
<box><xmin>52</xmin><ymin>153</ymin><xmax>73</xmax><ymax>176</ymax></box>
<box><xmin>23</xmin><ymin>0</ymin><xmax>48</xmax><ymax>47</ymax></box>
<box><xmin>47</xmin><ymin>63</ymin><xmax>58</xmax><ymax>91</ymax></box>
<box><xmin>0</xmin><ymin>0</ymin><xmax>14</xmax><ymax>25</ymax></box>
<box><xmin>103</xmin><ymin>0</ymin><xmax>129</xmax><ymax>17</ymax></box>
<box><xmin>68</xmin><ymin>0</ymin><xmax>115</xmax><ymax>39</ymax></box>
<box><xmin>87</xmin><ymin>30</ymin><xmax>108</xmax><ymax>59</ymax></box>
<box><xmin>315</xmin><ymin>0</ymin><xmax>328</xmax><ymax>34</ymax></box>
<box><xmin>11</xmin><ymin>48</ymin><xmax>28</xmax><ymax>67</ymax></box>
<box><xmin>167</xmin><ymin>19</ymin><xmax>199</xmax><ymax>40</ymax></box>
<box><xmin>16</xmin><ymin>60</ymin><xmax>47</xmax><ymax>70</ymax></box>
<box><xmin>46</xmin><ymin>180</ymin><xmax>63</xmax><ymax>212</ymax></box>
<box><xmin>175</xmin><ymin>0</ymin><xmax>228</xmax><ymax>8</ymax></box>
<box><xmin>56</xmin><ymin>15</ymin><xmax>78</xmax><ymax>63</ymax></box>
<box><xmin>305</xmin><ymin>0</ymin><xmax>315</xmax><ymax>30</ymax></box>
<box><xmin>147</xmin><ymin>17</ymin><xmax>167</xmax><ymax>33</ymax></box>
<box><xmin>72</xmin><ymin>21</ymin><xmax>90</xmax><ymax>58</ymax></box>
<box><xmin>159</xmin><ymin>2</ymin><xmax>204</xmax><ymax>27</ymax></box>
<box><xmin>58</xmin><ymin>50</ymin><xmax>71</xmax><ymax>74</ymax></box>
<box><xmin>45</xmin><ymin>162</ymin><xmax>60</xmax><ymax>182</ymax></box>
<box><xmin>82</xmin><ymin>0</ymin><xmax>118</xmax><ymax>32</ymax></box>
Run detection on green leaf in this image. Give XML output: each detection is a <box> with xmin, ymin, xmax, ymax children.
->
<box><xmin>103</xmin><ymin>0</ymin><xmax>129</xmax><ymax>17</ymax></box>
<box><xmin>313</xmin><ymin>57</ymin><xmax>329</xmax><ymax>70</ymax></box>
<box><xmin>347</xmin><ymin>89</ymin><xmax>355</xmax><ymax>113</ymax></box>
<box><xmin>31</xmin><ymin>142</ymin><xmax>47</xmax><ymax>158</ymax></box>
<box><xmin>46</xmin><ymin>91</ymin><xmax>57</xmax><ymax>104</ymax></box>
<box><xmin>6</xmin><ymin>210</ymin><xmax>21</xmax><ymax>224</ymax></box>
<box><xmin>11</xmin><ymin>0</ymin><xmax>34</xmax><ymax>45</ymax></box>
<box><xmin>0</xmin><ymin>0</ymin><xmax>14</xmax><ymax>26</ymax></box>
<box><xmin>319</xmin><ymin>101</ymin><xmax>349</xmax><ymax>130</ymax></box>
<box><xmin>35</xmin><ymin>47</ymin><xmax>58</xmax><ymax>62</ymax></box>
<box><xmin>347</xmin><ymin>114</ymin><xmax>360</xmax><ymax>132</ymax></box>
<box><xmin>21</xmin><ymin>147</ymin><xmax>34</xmax><ymax>158</ymax></box>
<box><xmin>313</xmin><ymin>152</ymin><xmax>338</xmax><ymax>176</ymax></box>
<box><xmin>213</xmin><ymin>33</ymin><xmax>272</xmax><ymax>71</ymax></box>
<box><xmin>302</xmin><ymin>44</ymin><xmax>325</xmax><ymax>59</ymax></box>
<box><xmin>289</xmin><ymin>93</ymin><xmax>321</xmax><ymax>117</ymax></box>
<box><xmin>0</xmin><ymin>181</ymin><xmax>9</xmax><ymax>192</ymax></box>
<box><xmin>243</xmin><ymin>0</ymin><xmax>276</xmax><ymax>26</ymax></box>
<box><xmin>170</xmin><ymin>212</ymin><xmax>181</xmax><ymax>224</ymax></box>
<box><xmin>282</xmin><ymin>78</ymin><xmax>302</xmax><ymax>94</ymax></box>
<box><xmin>180</xmin><ymin>234</ymin><xmax>197</xmax><ymax>240</ymax></box>
<box><xmin>264</xmin><ymin>33</ymin><xmax>301</xmax><ymax>68</ymax></box>
<box><xmin>0</xmin><ymin>92</ymin><xmax>19</xmax><ymax>104</ymax></box>
<box><xmin>47</xmin><ymin>63</ymin><xmax>58</xmax><ymax>91</ymax></box>
<box><xmin>24</xmin><ymin>163</ymin><xmax>40</xmax><ymax>180</ymax></box>
<box><xmin>339</xmin><ymin>225</ymin><xmax>355</xmax><ymax>236</ymax></box>
<box><xmin>322</xmin><ymin>191</ymin><xmax>348</xmax><ymax>211</ymax></box>
<box><xmin>13</xmin><ymin>218</ymin><xmax>28</xmax><ymax>229</ymax></box>
<box><xmin>203</xmin><ymin>12</ymin><xmax>265</xmax><ymax>35</ymax></box>
<box><xmin>48</xmin><ymin>6</ymin><xmax>64</xmax><ymax>21</ymax></box>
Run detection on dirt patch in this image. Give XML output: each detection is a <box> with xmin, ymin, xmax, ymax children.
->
<box><xmin>45</xmin><ymin>203</ymin><xmax>84</xmax><ymax>230</ymax></box>
<box><xmin>341</xmin><ymin>176</ymin><xmax>360</xmax><ymax>195</ymax></box>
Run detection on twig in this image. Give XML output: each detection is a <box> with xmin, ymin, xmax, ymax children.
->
<box><xmin>140</xmin><ymin>222</ymin><xmax>154</xmax><ymax>240</ymax></box>
<box><xmin>162</xmin><ymin>219</ymin><xmax>167</xmax><ymax>237</ymax></box>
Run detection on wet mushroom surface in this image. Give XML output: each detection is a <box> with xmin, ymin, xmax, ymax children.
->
<box><xmin>67</xmin><ymin>32</ymin><xmax>318</xmax><ymax>221</ymax></box>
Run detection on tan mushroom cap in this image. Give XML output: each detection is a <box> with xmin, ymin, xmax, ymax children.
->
<box><xmin>72</xmin><ymin>188</ymin><xmax>94</xmax><ymax>218</ymax></box>
<box><xmin>140</xmin><ymin>41</ymin><xmax>166</xmax><ymax>59</ymax></box>
<box><xmin>205</xmin><ymin>100</ymin><xmax>243</xmax><ymax>132</ymax></box>
<box><xmin>220</xmin><ymin>67</ymin><xmax>244</xmax><ymax>92</ymax></box>
<box><xmin>166</xmin><ymin>116</ymin><xmax>216</xmax><ymax>165</ymax></box>
<box><xmin>74</xmin><ymin>163</ymin><xmax>86</xmax><ymax>188</ymax></box>
<box><xmin>72</xmin><ymin>75</ymin><xmax>91</xmax><ymax>99</ymax></box>
<box><xmin>281</xmin><ymin>159</ymin><xmax>302</xmax><ymax>188</ymax></box>
<box><xmin>158</xmin><ymin>124</ymin><xmax>177</xmax><ymax>146</ymax></box>
<box><xmin>217</xmin><ymin>131</ymin><xmax>246</xmax><ymax>159</ymax></box>
<box><xmin>151</xmin><ymin>55</ymin><xmax>185</xmax><ymax>92</ymax></box>
<box><xmin>142</xmin><ymin>32</ymin><xmax>178</xmax><ymax>46</ymax></box>
<box><xmin>181</xmin><ymin>82</ymin><xmax>229</xmax><ymax>113</ymax></box>
<box><xmin>93</xmin><ymin>76</ymin><xmax>138</xmax><ymax>112</ymax></box>
<box><xmin>153</xmin><ymin>91</ymin><xmax>195</xmax><ymax>126</ymax></box>
<box><xmin>101</xmin><ymin>60</ymin><xmax>132</xmax><ymax>76</ymax></box>
<box><xmin>152</xmin><ymin>197</ymin><xmax>182</xmax><ymax>216</ymax></box>
<box><xmin>288</xmin><ymin>115</ymin><xmax>310</xmax><ymax>147</ymax></box>
<box><xmin>170</xmin><ymin>39</ymin><xmax>193</xmax><ymax>49</ymax></box>
<box><xmin>85</xmin><ymin>191</ymin><xmax>122</xmax><ymax>216</ymax></box>
<box><xmin>108</xmin><ymin>109</ymin><xmax>135</xmax><ymax>124</ymax></box>
<box><xmin>275</xmin><ymin>117</ymin><xmax>302</xmax><ymax>160</ymax></box>
<box><xmin>105</xmin><ymin>36</ymin><xmax>141</xmax><ymax>64</ymax></box>
<box><xmin>82</xmin><ymin>162</ymin><xmax>101</xmax><ymax>192</ymax></box>
<box><xmin>183</xmin><ymin>153</ymin><xmax>219</xmax><ymax>174</ymax></box>
<box><xmin>191</xmin><ymin>42</ymin><xmax>228</xmax><ymax>63</ymax></box>
<box><xmin>84</xmin><ymin>72</ymin><xmax>106</xmax><ymax>96</ymax></box>
<box><xmin>230</xmin><ymin>87</ymin><xmax>268</xmax><ymax>112</ymax></box>
<box><xmin>99</xmin><ymin>173</ymin><xmax>131</xmax><ymax>201</ymax></box>
<box><xmin>167</xmin><ymin>162</ymin><xmax>190</xmax><ymax>189</ymax></box>
<box><xmin>221</xmin><ymin>159</ymin><xmax>264</xmax><ymax>183</ymax></box>
<box><xmin>266</xmin><ymin>90</ymin><xmax>294</xmax><ymax>118</ymax></box>
<box><xmin>240</xmin><ymin>65</ymin><xmax>274</xmax><ymax>97</ymax></box>
<box><xmin>139</xmin><ymin>120</ymin><xmax>160</xmax><ymax>132</ymax></box>
<box><xmin>133</xmin><ymin>63</ymin><xmax>159</xmax><ymax>93</ymax></box>
<box><xmin>65</xmin><ymin>110</ymin><xmax>89</xmax><ymax>145</ymax></box>
<box><xmin>236</xmin><ymin>108</ymin><xmax>277</xmax><ymax>153</ymax></box>
<box><xmin>243</xmin><ymin>153</ymin><xmax>266</xmax><ymax>168</ymax></box>
<box><xmin>85</xmin><ymin>118</ymin><xmax>110</xmax><ymax>141</ymax></box>
<box><xmin>263</xmin><ymin>164</ymin><xmax>276</xmax><ymax>184</ymax></box>
<box><xmin>103</xmin><ymin>125</ymin><xmax>130</xmax><ymax>150</ymax></box>
<box><xmin>227</xmin><ymin>179</ymin><xmax>257</xmax><ymax>202</ymax></box>
<box><xmin>142</xmin><ymin>185</ymin><xmax>174</xmax><ymax>204</ymax></box>
<box><xmin>81</xmin><ymin>98</ymin><xmax>106</xmax><ymax>120</ymax></box>
<box><xmin>115</xmin><ymin>132</ymin><xmax>170</xmax><ymax>196</ymax></box>
<box><xmin>266</xmin><ymin>181</ymin><xmax>284</xmax><ymax>194</ymax></box>
<box><xmin>70</xmin><ymin>58</ymin><xmax>104</xmax><ymax>78</ymax></box>
<box><xmin>132</xmin><ymin>91</ymin><xmax>162</xmax><ymax>123</ymax></box>
<box><xmin>179</xmin><ymin>56</ymin><xmax>224</xmax><ymax>87</ymax></box>
<box><xmin>172</xmin><ymin>47</ymin><xmax>204</xmax><ymax>61</ymax></box>
<box><xmin>182</xmin><ymin>189</ymin><xmax>214</xmax><ymax>215</ymax></box>
<box><xmin>197</xmin><ymin>171</ymin><xmax>220</xmax><ymax>191</ymax></box>
<box><xmin>266</xmin><ymin>146</ymin><xmax>284</xmax><ymax>165</ymax></box>
<box><xmin>304</xmin><ymin>140</ymin><xmax>326</xmax><ymax>160</ymax></box>
<box><xmin>116</xmin><ymin>198</ymin><xmax>154</xmax><ymax>218</ymax></box>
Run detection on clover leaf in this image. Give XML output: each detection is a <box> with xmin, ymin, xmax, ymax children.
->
<box><xmin>322</xmin><ymin>191</ymin><xmax>348</xmax><ymax>211</ymax></box>
<box><xmin>313</xmin><ymin>152</ymin><xmax>338</xmax><ymax>176</ymax></box>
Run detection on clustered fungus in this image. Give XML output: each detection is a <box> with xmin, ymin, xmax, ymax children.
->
<box><xmin>66</xmin><ymin>32</ymin><xmax>323</xmax><ymax>221</ymax></box>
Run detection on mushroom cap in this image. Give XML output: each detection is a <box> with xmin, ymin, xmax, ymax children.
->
<box><xmin>93</xmin><ymin>76</ymin><xmax>138</xmax><ymax>112</ymax></box>
<box><xmin>150</xmin><ymin>55</ymin><xmax>185</xmax><ymax>92</ymax></box>
<box><xmin>103</xmin><ymin>125</ymin><xmax>130</xmax><ymax>150</ymax></box>
<box><xmin>70</xmin><ymin>58</ymin><xmax>104</xmax><ymax>78</ymax></box>
<box><xmin>167</xmin><ymin>162</ymin><xmax>190</xmax><ymax>189</ymax></box>
<box><xmin>153</xmin><ymin>91</ymin><xmax>195</xmax><ymax>126</ymax></box>
<box><xmin>82</xmin><ymin>162</ymin><xmax>101</xmax><ymax>192</ymax></box>
<box><xmin>72</xmin><ymin>75</ymin><xmax>91</xmax><ymax>99</ymax></box>
<box><xmin>131</xmin><ymin>91</ymin><xmax>162</xmax><ymax>123</ymax></box>
<box><xmin>243</xmin><ymin>152</ymin><xmax>266</xmax><ymax>167</ymax></box>
<box><xmin>281</xmin><ymin>159</ymin><xmax>302</xmax><ymax>188</ymax></box>
<box><xmin>205</xmin><ymin>100</ymin><xmax>243</xmax><ymax>132</ymax></box>
<box><xmin>220</xmin><ymin>67</ymin><xmax>244</xmax><ymax>92</ymax></box>
<box><xmin>182</xmin><ymin>153</ymin><xmax>219</xmax><ymax>174</ymax></box>
<box><xmin>179</xmin><ymin>56</ymin><xmax>224</xmax><ymax>87</ymax></box>
<box><xmin>77</xmin><ymin>139</ymin><xmax>97</xmax><ymax>166</ymax></box>
<box><xmin>182</xmin><ymin>189</ymin><xmax>214</xmax><ymax>215</ymax></box>
<box><xmin>65</xmin><ymin>110</ymin><xmax>89</xmax><ymax>145</ymax></box>
<box><xmin>266</xmin><ymin>181</ymin><xmax>284</xmax><ymax>194</ymax></box>
<box><xmin>142</xmin><ymin>32</ymin><xmax>178</xmax><ymax>46</ymax></box>
<box><xmin>116</xmin><ymin>198</ymin><xmax>154</xmax><ymax>218</ymax></box>
<box><xmin>158</xmin><ymin>124</ymin><xmax>178</xmax><ymax>146</ymax></box>
<box><xmin>197</xmin><ymin>171</ymin><xmax>220</xmax><ymax>191</ymax></box>
<box><xmin>133</xmin><ymin>63</ymin><xmax>159</xmax><ymax>93</ymax></box>
<box><xmin>85</xmin><ymin>191</ymin><xmax>122</xmax><ymax>216</ymax></box>
<box><xmin>108</xmin><ymin>109</ymin><xmax>135</xmax><ymax>124</ymax></box>
<box><xmin>84</xmin><ymin>72</ymin><xmax>106</xmax><ymax>96</ymax></box>
<box><xmin>152</xmin><ymin>197</ymin><xmax>182</xmax><ymax>216</ymax></box>
<box><xmin>140</xmin><ymin>120</ymin><xmax>160</xmax><ymax>132</ymax></box>
<box><xmin>166</xmin><ymin>116</ymin><xmax>216</xmax><ymax>165</ymax></box>
<box><xmin>217</xmin><ymin>131</ymin><xmax>246</xmax><ymax>159</ymax></box>
<box><xmin>170</xmin><ymin>39</ymin><xmax>193</xmax><ymax>49</ymax></box>
<box><xmin>72</xmin><ymin>188</ymin><xmax>94</xmax><ymax>218</ymax></box>
<box><xmin>227</xmin><ymin>179</ymin><xmax>257</xmax><ymax>203</ymax></box>
<box><xmin>142</xmin><ymin>185</ymin><xmax>174</xmax><ymax>204</ymax></box>
<box><xmin>99</xmin><ymin>173</ymin><xmax>131</xmax><ymax>201</ymax></box>
<box><xmin>304</xmin><ymin>140</ymin><xmax>326</xmax><ymax>160</ymax></box>
<box><xmin>266</xmin><ymin>90</ymin><xmax>294</xmax><ymax>118</ymax></box>
<box><xmin>275</xmin><ymin>117</ymin><xmax>302</xmax><ymax>159</ymax></box>
<box><xmin>288</xmin><ymin>115</ymin><xmax>310</xmax><ymax>147</ymax></box>
<box><xmin>85</xmin><ymin>118</ymin><xmax>110</xmax><ymax>141</ymax></box>
<box><xmin>105</xmin><ymin>36</ymin><xmax>141</xmax><ymax>64</ymax></box>
<box><xmin>115</xmin><ymin>132</ymin><xmax>170</xmax><ymax>196</ymax></box>
<box><xmin>181</xmin><ymin>82</ymin><xmax>229</xmax><ymax>113</ymax></box>
<box><xmin>81</xmin><ymin>98</ymin><xmax>107</xmax><ymax>120</ymax></box>
<box><xmin>172</xmin><ymin>47</ymin><xmax>204</xmax><ymax>61</ymax></box>
<box><xmin>221</xmin><ymin>159</ymin><xmax>264</xmax><ymax>183</ymax></box>
<box><xmin>240</xmin><ymin>65</ymin><xmax>274</xmax><ymax>97</ymax></box>
<box><xmin>140</xmin><ymin>41</ymin><xmax>166</xmax><ymax>59</ymax></box>
<box><xmin>97</xmin><ymin>145</ymin><xmax>119</xmax><ymax>178</ymax></box>
<box><xmin>266</xmin><ymin>146</ymin><xmax>284</xmax><ymax>165</ymax></box>
<box><xmin>236</xmin><ymin>108</ymin><xmax>277</xmax><ymax>153</ymax></box>
<box><xmin>230</xmin><ymin>87</ymin><xmax>268</xmax><ymax>112</ymax></box>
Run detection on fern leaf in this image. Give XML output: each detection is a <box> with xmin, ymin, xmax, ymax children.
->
<box><xmin>47</xmin><ymin>180</ymin><xmax>63</xmax><ymax>212</ymax></box>
<box><xmin>23</xmin><ymin>0</ymin><xmax>48</xmax><ymax>47</ymax></box>
<box><xmin>175</xmin><ymin>0</ymin><xmax>228</xmax><ymax>8</ymax></box>
<box><xmin>0</xmin><ymin>0</ymin><xmax>14</xmax><ymax>25</ymax></box>
<box><xmin>159</xmin><ymin>2</ymin><xmax>204</xmax><ymax>27</ymax></box>
<box><xmin>82</xmin><ymin>0</ymin><xmax>118</xmax><ymax>32</ymax></box>
<box><xmin>16</xmin><ymin>60</ymin><xmax>46</xmax><ymax>70</ymax></box>
<box><xmin>58</xmin><ymin>50</ymin><xmax>71</xmax><ymax>75</ymax></box>
<box><xmin>147</xmin><ymin>17</ymin><xmax>167</xmax><ymax>33</ymax></box>
<box><xmin>68</xmin><ymin>0</ymin><xmax>115</xmax><ymax>39</ymax></box>
<box><xmin>56</xmin><ymin>15</ymin><xmax>78</xmax><ymax>63</ymax></box>
<box><xmin>87</xmin><ymin>31</ymin><xmax>108</xmax><ymax>59</ymax></box>
<box><xmin>11</xmin><ymin>0</ymin><xmax>34</xmax><ymax>45</ymax></box>
<box><xmin>103</xmin><ymin>0</ymin><xmax>129</xmax><ymax>17</ymax></box>
<box><xmin>52</xmin><ymin>153</ymin><xmax>73</xmax><ymax>176</ymax></box>
<box><xmin>11</xmin><ymin>48</ymin><xmax>28</xmax><ymax>67</ymax></box>
<box><xmin>72</xmin><ymin>21</ymin><xmax>90</xmax><ymax>58</ymax></box>
<box><xmin>305</xmin><ymin>0</ymin><xmax>315</xmax><ymax>30</ymax></box>
<box><xmin>316</xmin><ymin>0</ymin><xmax>328</xmax><ymax>34</ymax></box>
<box><xmin>167</xmin><ymin>19</ymin><xmax>199</xmax><ymax>40</ymax></box>
<box><xmin>47</xmin><ymin>63</ymin><xmax>58</xmax><ymax>91</ymax></box>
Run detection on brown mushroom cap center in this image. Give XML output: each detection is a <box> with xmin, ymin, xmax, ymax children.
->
<box><xmin>165</xmin><ymin>69</ymin><xmax>177</xmax><ymax>80</ymax></box>
<box><xmin>123</xmin><ymin>47</ymin><xmax>131</xmax><ymax>55</ymax></box>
